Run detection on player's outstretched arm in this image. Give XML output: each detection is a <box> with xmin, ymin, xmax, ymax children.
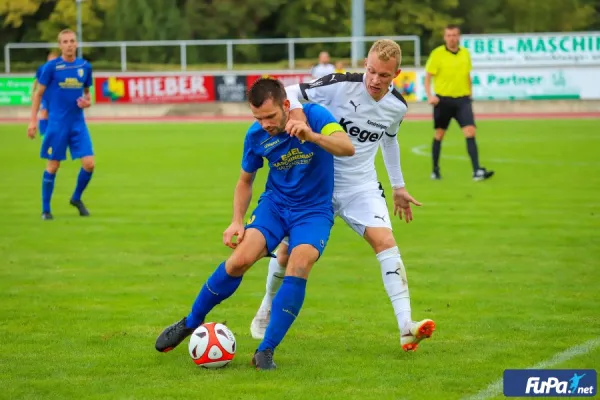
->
<box><xmin>286</xmin><ymin>120</ymin><xmax>354</xmax><ymax>157</ymax></box>
<box><xmin>224</xmin><ymin>169</ymin><xmax>256</xmax><ymax>249</ymax></box>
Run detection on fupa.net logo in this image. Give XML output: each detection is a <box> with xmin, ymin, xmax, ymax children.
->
<box><xmin>504</xmin><ymin>369</ymin><xmax>597</xmax><ymax>397</ymax></box>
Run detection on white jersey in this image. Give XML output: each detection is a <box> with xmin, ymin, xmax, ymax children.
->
<box><xmin>293</xmin><ymin>73</ymin><xmax>408</xmax><ymax>192</ymax></box>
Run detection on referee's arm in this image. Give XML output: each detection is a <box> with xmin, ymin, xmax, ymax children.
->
<box><xmin>424</xmin><ymin>52</ymin><xmax>439</xmax><ymax>105</ymax></box>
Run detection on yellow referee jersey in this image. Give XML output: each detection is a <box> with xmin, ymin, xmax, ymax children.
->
<box><xmin>425</xmin><ymin>45</ymin><xmax>472</xmax><ymax>97</ymax></box>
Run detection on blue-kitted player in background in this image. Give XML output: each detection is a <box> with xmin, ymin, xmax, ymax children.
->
<box><xmin>32</xmin><ymin>51</ymin><xmax>58</xmax><ymax>137</ymax></box>
<box><xmin>154</xmin><ymin>78</ymin><xmax>355</xmax><ymax>370</ymax></box>
<box><xmin>27</xmin><ymin>29</ymin><xmax>95</xmax><ymax>220</ymax></box>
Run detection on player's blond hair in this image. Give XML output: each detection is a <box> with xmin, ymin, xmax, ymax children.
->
<box><xmin>368</xmin><ymin>39</ymin><xmax>402</xmax><ymax>70</ymax></box>
<box><xmin>57</xmin><ymin>29</ymin><xmax>76</xmax><ymax>42</ymax></box>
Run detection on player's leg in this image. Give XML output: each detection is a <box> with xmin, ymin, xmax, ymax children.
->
<box><xmin>38</xmin><ymin>104</ymin><xmax>48</xmax><ymax>137</ymax></box>
<box><xmin>431</xmin><ymin>98</ymin><xmax>452</xmax><ymax>180</ymax></box>
<box><xmin>250</xmin><ymin>240</ymin><xmax>289</xmax><ymax>339</ymax></box>
<box><xmin>69</xmin><ymin>124</ymin><xmax>95</xmax><ymax>216</ymax></box>
<box><xmin>155</xmin><ymin>198</ymin><xmax>285</xmax><ymax>353</ymax></box>
<box><xmin>457</xmin><ymin>97</ymin><xmax>494</xmax><ymax>180</ymax></box>
<box><xmin>339</xmin><ymin>187</ymin><xmax>435</xmax><ymax>351</ymax></box>
<box><xmin>253</xmin><ymin>212</ymin><xmax>332</xmax><ymax>370</ymax></box>
<box><xmin>39</xmin><ymin>126</ymin><xmax>68</xmax><ymax>219</ymax></box>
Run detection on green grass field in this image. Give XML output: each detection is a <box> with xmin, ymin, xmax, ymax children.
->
<box><xmin>1</xmin><ymin>118</ymin><xmax>599</xmax><ymax>400</ymax></box>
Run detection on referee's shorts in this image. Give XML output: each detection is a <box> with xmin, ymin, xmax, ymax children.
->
<box><xmin>433</xmin><ymin>95</ymin><xmax>475</xmax><ymax>130</ymax></box>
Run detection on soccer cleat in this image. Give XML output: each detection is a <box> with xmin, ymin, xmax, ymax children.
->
<box><xmin>250</xmin><ymin>305</ymin><xmax>271</xmax><ymax>340</ymax></box>
<box><xmin>41</xmin><ymin>212</ymin><xmax>53</xmax><ymax>220</ymax></box>
<box><xmin>252</xmin><ymin>349</ymin><xmax>277</xmax><ymax>370</ymax></box>
<box><xmin>155</xmin><ymin>317</ymin><xmax>195</xmax><ymax>353</ymax></box>
<box><xmin>70</xmin><ymin>199</ymin><xmax>90</xmax><ymax>216</ymax></box>
<box><xmin>431</xmin><ymin>168</ymin><xmax>441</xmax><ymax>180</ymax></box>
<box><xmin>473</xmin><ymin>168</ymin><xmax>494</xmax><ymax>181</ymax></box>
<box><xmin>401</xmin><ymin>319</ymin><xmax>436</xmax><ymax>352</ymax></box>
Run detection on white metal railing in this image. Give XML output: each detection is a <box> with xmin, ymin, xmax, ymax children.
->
<box><xmin>3</xmin><ymin>36</ymin><xmax>421</xmax><ymax>73</ymax></box>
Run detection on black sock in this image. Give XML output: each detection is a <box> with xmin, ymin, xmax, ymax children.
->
<box><xmin>432</xmin><ymin>139</ymin><xmax>442</xmax><ymax>171</ymax></box>
<box><xmin>466</xmin><ymin>137</ymin><xmax>480</xmax><ymax>172</ymax></box>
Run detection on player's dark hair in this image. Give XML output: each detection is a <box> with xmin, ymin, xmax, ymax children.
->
<box><xmin>247</xmin><ymin>78</ymin><xmax>287</xmax><ymax>108</ymax></box>
<box><xmin>446</xmin><ymin>24</ymin><xmax>460</xmax><ymax>31</ymax></box>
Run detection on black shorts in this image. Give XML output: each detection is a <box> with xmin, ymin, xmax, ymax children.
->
<box><xmin>433</xmin><ymin>96</ymin><xmax>476</xmax><ymax>130</ymax></box>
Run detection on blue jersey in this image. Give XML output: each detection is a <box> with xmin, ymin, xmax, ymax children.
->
<box><xmin>241</xmin><ymin>103</ymin><xmax>343</xmax><ymax>209</ymax></box>
<box><xmin>38</xmin><ymin>56</ymin><xmax>93</xmax><ymax>123</ymax></box>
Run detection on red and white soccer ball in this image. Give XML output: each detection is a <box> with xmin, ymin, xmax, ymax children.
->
<box><xmin>188</xmin><ymin>322</ymin><xmax>236</xmax><ymax>368</ymax></box>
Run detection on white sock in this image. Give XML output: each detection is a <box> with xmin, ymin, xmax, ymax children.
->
<box><xmin>376</xmin><ymin>246</ymin><xmax>412</xmax><ymax>334</ymax></box>
<box><xmin>260</xmin><ymin>255</ymin><xmax>286</xmax><ymax>309</ymax></box>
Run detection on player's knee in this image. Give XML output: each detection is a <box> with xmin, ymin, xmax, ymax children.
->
<box><xmin>46</xmin><ymin>161</ymin><xmax>60</xmax><ymax>174</ymax></box>
<box><xmin>81</xmin><ymin>157</ymin><xmax>95</xmax><ymax>172</ymax></box>
<box><xmin>286</xmin><ymin>245</ymin><xmax>318</xmax><ymax>279</ymax></box>
<box><xmin>463</xmin><ymin>126</ymin><xmax>476</xmax><ymax>138</ymax></box>
<box><xmin>367</xmin><ymin>231</ymin><xmax>397</xmax><ymax>254</ymax></box>
<box><xmin>226</xmin><ymin>253</ymin><xmax>256</xmax><ymax>276</ymax></box>
<box><xmin>434</xmin><ymin>129</ymin><xmax>446</xmax><ymax>140</ymax></box>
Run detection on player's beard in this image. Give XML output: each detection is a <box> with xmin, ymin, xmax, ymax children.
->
<box><xmin>267</xmin><ymin>108</ymin><xmax>287</xmax><ymax>135</ymax></box>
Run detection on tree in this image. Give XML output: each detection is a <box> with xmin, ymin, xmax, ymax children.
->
<box><xmin>0</xmin><ymin>0</ymin><xmax>40</xmax><ymax>27</ymax></box>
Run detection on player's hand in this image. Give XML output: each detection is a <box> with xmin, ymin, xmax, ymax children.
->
<box><xmin>392</xmin><ymin>188</ymin><xmax>422</xmax><ymax>223</ymax></box>
<box><xmin>77</xmin><ymin>95</ymin><xmax>91</xmax><ymax>109</ymax></box>
<box><xmin>427</xmin><ymin>95</ymin><xmax>440</xmax><ymax>106</ymax></box>
<box><xmin>285</xmin><ymin>119</ymin><xmax>315</xmax><ymax>142</ymax></box>
<box><xmin>223</xmin><ymin>221</ymin><xmax>245</xmax><ymax>249</ymax></box>
<box><xmin>27</xmin><ymin>121</ymin><xmax>37</xmax><ymax>139</ymax></box>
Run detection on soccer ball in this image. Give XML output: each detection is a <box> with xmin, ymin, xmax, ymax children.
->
<box><xmin>188</xmin><ymin>322</ymin><xmax>236</xmax><ymax>368</ymax></box>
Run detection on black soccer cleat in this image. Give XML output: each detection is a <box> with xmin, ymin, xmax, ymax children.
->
<box><xmin>251</xmin><ymin>349</ymin><xmax>277</xmax><ymax>370</ymax></box>
<box><xmin>155</xmin><ymin>317</ymin><xmax>195</xmax><ymax>353</ymax></box>
<box><xmin>70</xmin><ymin>199</ymin><xmax>90</xmax><ymax>216</ymax></box>
<box><xmin>473</xmin><ymin>167</ymin><xmax>495</xmax><ymax>181</ymax></box>
<box><xmin>41</xmin><ymin>212</ymin><xmax>54</xmax><ymax>220</ymax></box>
<box><xmin>431</xmin><ymin>168</ymin><xmax>441</xmax><ymax>180</ymax></box>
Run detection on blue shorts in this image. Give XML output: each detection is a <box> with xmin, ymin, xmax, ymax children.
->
<box><xmin>40</xmin><ymin>121</ymin><xmax>94</xmax><ymax>161</ymax></box>
<box><xmin>245</xmin><ymin>196</ymin><xmax>334</xmax><ymax>257</ymax></box>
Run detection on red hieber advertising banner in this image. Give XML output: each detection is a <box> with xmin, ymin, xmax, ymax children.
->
<box><xmin>95</xmin><ymin>75</ymin><xmax>216</xmax><ymax>104</ymax></box>
<box><xmin>246</xmin><ymin>74</ymin><xmax>313</xmax><ymax>88</ymax></box>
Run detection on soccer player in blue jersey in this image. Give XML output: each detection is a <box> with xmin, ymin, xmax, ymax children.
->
<box><xmin>155</xmin><ymin>78</ymin><xmax>355</xmax><ymax>370</ymax></box>
<box><xmin>27</xmin><ymin>29</ymin><xmax>95</xmax><ymax>220</ymax></box>
<box><xmin>32</xmin><ymin>51</ymin><xmax>58</xmax><ymax>137</ymax></box>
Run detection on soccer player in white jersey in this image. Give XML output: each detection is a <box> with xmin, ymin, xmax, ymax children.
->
<box><xmin>250</xmin><ymin>40</ymin><xmax>436</xmax><ymax>352</ymax></box>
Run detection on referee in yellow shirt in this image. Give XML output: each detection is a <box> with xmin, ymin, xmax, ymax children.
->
<box><xmin>424</xmin><ymin>24</ymin><xmax>494</xmax><ymax>181</ymax></box>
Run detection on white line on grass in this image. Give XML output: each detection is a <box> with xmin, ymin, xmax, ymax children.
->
<box><xmin>462</xmin><ymin>337</ymin><xmax>600</xmax><ymax>400</ymax></box>
<box><xmin>410</xmin><ymin>144</ymin><xmax>600</xmax><ymax>167</ymax></box>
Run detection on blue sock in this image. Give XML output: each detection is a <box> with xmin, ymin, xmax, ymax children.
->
<box><xmin>38</xmin><ymin>119</ymin><xmax>48</xmax><ymax>136</ymax></box>
<box><xmin>185</xmin><ymin>262</ymin><xmax>243</xmax><ymax>329</ymax></box>
<box><xmin>71</xmin><ymin>168</ymin><xmax>93</xmax><ymax>202</ymax></box>
<box><xmin>258</xmin><ymin>276</ymin><xmax>307</xmax><ymax>352</ymax></box>
<box><xmin>42</xmin><ymin>171</ymin><xmax>56</xmax><ymax>213</ymax></box>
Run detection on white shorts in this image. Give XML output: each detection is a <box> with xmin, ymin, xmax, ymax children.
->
<box><xmin>333</xmin><ymin>183</ymin><xmax>392</xmax><ymax>236</ymax></box>
<box><xmin>281</xmin><ymin>182</ymin><xmax>392</xmax><ymax>246</ymax></box>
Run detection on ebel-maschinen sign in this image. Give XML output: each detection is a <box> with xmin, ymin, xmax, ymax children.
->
<box><xmin>460</xmin><ymin>32</ymin><xmax>600</xmax><ymax>66</ymax></box>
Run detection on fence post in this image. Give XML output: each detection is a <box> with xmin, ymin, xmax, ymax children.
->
<box><xmin>414</xmin><ymin>38</ymin><xmax>421</xmax><ymax>66</ymax></box>
<box><xmin>180</xmin><ymin>42</ymin><xmax>187</xmax><ymax>71</ymax></box>
<box><xmin>120</xmin><ymin>43</ymin><xmax>127</xmax><ymax>72</ymax></box>
<box><xmin>288</xmin><ymin>40</ymin><xmax>295</xmax><ymax>70</ymax></box>
<box><xmin>4</xmin><ymin>45</ymin><xmax>10</xmax><ymax>73</ymax></box>
<box><xmin>226</xmin><ymin>41</ymin><xmax>233</xmax><ymax>71</ymax></box>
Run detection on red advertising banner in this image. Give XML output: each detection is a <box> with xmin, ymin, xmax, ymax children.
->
<box><xmin>246</xmin><ymin>73</ymin><xmax>313</xmax><ymax>88</ymax></box>
<box><xmin>95</xmin><ymin>75</ymin><xmax>216</xmax><ymax>104</ymax></box>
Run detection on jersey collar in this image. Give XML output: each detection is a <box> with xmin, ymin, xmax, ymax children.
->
<box><xmin>444</xmin><ymin>45</ymin><xmax>461</xmax><ymax>55</ymax></box>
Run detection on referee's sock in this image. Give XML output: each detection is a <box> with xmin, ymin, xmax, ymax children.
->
<box><xmin>432</xmin><ymin>138</ymin><xmax>442</xmax><ymax>171</ymax></box>
<box><xmin>466</xmin><ymin>137</ymin><xmax>480</xmax><ymax>171</ymax></box>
